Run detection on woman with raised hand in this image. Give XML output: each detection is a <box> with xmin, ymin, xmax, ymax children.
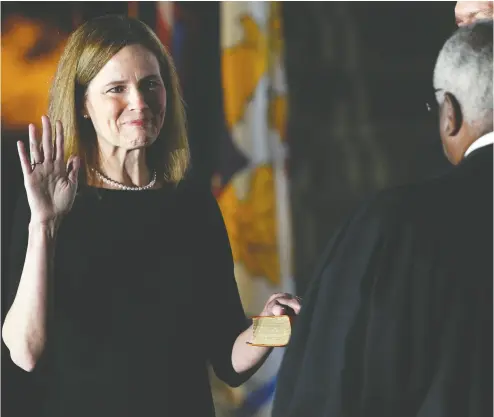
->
<box><xmin>2</xmin><ymin>15</ymin><xmax>300</xmax><ymax>417</ymax></box>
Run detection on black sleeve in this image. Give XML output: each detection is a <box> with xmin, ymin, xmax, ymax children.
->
<box><xmin>4</xmin><ymin>187</ymin><xmax>30</xmax><ymax>314</ymax></box>
<box><xmin>200</xmin><ymin>189</ymin><xmax>251</xmax><ymax>387</ymax></box>
<box><xmin>2</xmin><ymin>139</ymin><xmax>25</xmax><ymax>321</ymax></box>
<box><xmin>2</xmin><ymin>187</ymin><xmax>47</xmax><ymax>416</ymax></box>
<box><xmin>272</xmin><ymin>196</ymin><xmax>392</xmax><ymax>417</ymax></box>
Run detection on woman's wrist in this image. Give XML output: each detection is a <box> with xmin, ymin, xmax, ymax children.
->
<box><xmin>29</xmin><ymin>218</ymin><xmax>62</xmax><ymax>239</ymax></box>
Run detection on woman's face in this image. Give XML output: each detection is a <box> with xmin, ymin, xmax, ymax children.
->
<box><xmin>84</xmin><ymin>44</ymin><xmax>167</xmax><ymax>151</ymax></box>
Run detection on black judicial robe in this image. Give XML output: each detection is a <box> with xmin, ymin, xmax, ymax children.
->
<box><xmin>273</xmin><ymin>145</ymin><xmax>493</xmax><ymax>417</ymax></box>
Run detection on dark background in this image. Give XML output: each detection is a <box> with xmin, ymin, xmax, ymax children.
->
<box><xmin>2</xmin><ymin>2</ymin><xmax>456</xmax><ymax>415</ymax></box>
<box><xmin>283</xmin><ymin>2</ymin><xmax>455</xmax><ymax>294</ymax></box>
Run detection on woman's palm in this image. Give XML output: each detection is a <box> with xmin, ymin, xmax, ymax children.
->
<box><xmin>18</xmin><ymin>116</ymin><xmax>80</xmax><ymax>224</ymax></box>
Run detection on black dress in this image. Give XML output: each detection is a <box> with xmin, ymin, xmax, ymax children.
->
<box><xmin>6</xmin><ymin>180</ymin><xmax>250</xmax><ymax>417</ymax></box>
<box><xmin>273</xmin><ymin>146</ymin><xmax>493</xmax><ymax>417</ymax></box>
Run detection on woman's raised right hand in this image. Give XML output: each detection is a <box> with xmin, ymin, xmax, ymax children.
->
<box><xmin>18</xmin><ymin>115</ymin><xmax>80</xmax><ymax>226</ymax></box>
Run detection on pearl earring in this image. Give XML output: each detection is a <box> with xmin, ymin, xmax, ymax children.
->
<box><xmin>83</xmin><ymin>114</ymin><xmax>89</xmax><ymax>119</ymax></box>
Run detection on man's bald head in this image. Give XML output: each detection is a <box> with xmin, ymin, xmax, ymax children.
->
<box><xmin>434</xmin><ymin>19</ymin><xmax>493</xmax><ymax>164</ymax></box>
<box><xmin>455</xmin><ymin>1</ymin><xmax>493</xmax><ymax>26</ymax></box>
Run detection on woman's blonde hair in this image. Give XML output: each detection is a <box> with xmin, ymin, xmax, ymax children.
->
<box><xmin>48</xmin><ymin>15</ymin><xmax>190</xmax><ymax>184</ymax></box>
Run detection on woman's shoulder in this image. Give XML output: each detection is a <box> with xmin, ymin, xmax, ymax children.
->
<box><xmin>173</xmin><ymin>178</ymin><xmax>226</xmax><ymax>231</ymax></box>
<box><xmin>174</xmin><ymin>177</ymin><xmax>217</xmax><ymax>207</ymax></box>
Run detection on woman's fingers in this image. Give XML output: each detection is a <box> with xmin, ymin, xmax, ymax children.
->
<box><xmin>29</xmin><ymin>124</ymin><xmax>42</xmax><ymax>165</ymax></box>
<box><xmin>55</xmin><ymin>120</ymin><xmax>64</xmax><ymax>163</ymax></box>
<box><xmin>67</xmin><ymin>155</ymin><xmax>80</xmax><ymax>185</ymax></box>
<box><xmin>17</xmin><ymin>141</ymin><xmax>32</xmax><ymax>178</ymax></box>
<box><xmin>271</xmin><ymin>303</ymin><xmax>286</xmax><ymax>316</ymax></box>
<box><xmin>263</xmin><ymin>294</ymin><xmax>302</xmax><ymax>316</ymax></box>
<box><xmin>41</xmin><ymin>115</ymin><xmax>53</xmax><ymax>162</ymax></box>
<box><xmin>265</xmin><ymin>292</ymin><xmax>287</xmax><ymax>305</ymax></box>
<box><xmin>274</xmin><ymin>298</ymin><xmax>301</xmax><ymax>314</ymax></box>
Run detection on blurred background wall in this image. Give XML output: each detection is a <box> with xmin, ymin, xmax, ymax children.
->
<box><xmin>2</xmin><ymin>2</ymin><xmax>457</xmax><ymax>416</ymax></box>
<box><xmin>283</xmin><ymin>2</ymin><xmax>455</xmax><ymax>295</ymax></box>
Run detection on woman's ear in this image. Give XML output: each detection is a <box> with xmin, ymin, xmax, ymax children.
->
<box><xmin>82</xmin><ymin>94</ymin><xmax>90</xmax><ymax>119</ymax></box>
<box><xmin>82</xmin><ymin>104</ymin><xmax>90</xmax><ymax>119</ymax></box>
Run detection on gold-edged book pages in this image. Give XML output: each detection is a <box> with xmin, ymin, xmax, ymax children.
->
<box><xmin>247</xmin><ymin>315</ymin><xmax>292</xmax><ymax>347</ymax></box>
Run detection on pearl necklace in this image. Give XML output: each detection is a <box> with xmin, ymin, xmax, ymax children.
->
<box><xmin>91</xmin><ymin>168</ymin><xmax>157</xmax><ymax>191</ymax></box>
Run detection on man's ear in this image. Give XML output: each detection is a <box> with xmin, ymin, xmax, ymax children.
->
<box><xmin>441</xmin><ymin>92</ymin><xmax>463</xmax><ymax>136</ymax></box>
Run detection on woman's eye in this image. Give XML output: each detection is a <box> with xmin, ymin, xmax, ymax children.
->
<box><xmin>108</xmin><ymin>86</ymin><xmax>125</xmax><ymax>94</ymax></box>
<box><xmin>144</xmin><ymin>80</ymin><xmax>160</xmax><ymax>90</ymax></box>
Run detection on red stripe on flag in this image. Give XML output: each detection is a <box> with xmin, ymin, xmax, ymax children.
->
<box><xmin>156</xmin><ymin>1</ymin><xmax>174</xmax><ymax>49</ymax></box>
<box><xmin>128</xmin><ymin>1</ymin><xmax>139</xmax><ymax>19</ymax></box>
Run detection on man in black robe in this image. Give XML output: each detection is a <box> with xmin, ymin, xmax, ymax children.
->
<box><xmin>272</xmin><ymin>20</ymin><xmax>493</xmax><ymax>417</ymax></box>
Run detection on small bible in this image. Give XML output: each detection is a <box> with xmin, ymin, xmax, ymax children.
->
<box><xmin>247</xmin><ymin>315</ymin><xmax>293</xmax><ymax>347</ymax></box>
